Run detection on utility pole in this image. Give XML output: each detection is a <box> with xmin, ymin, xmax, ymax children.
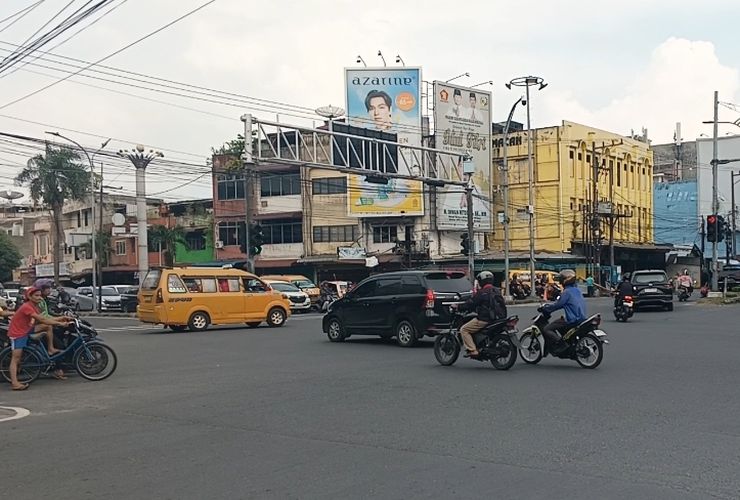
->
<box><xmin>98</xmin><ymin>162</ymin><xmax>104</xmax><ymax>311</ymax></box>
<box><xmin>732</xmin><ymin>171</ymin><xmax>737</xmax><ymax>260</ymax></box>
<box><xmin>592</xmin><ymin>141</ymin><xmax>601</xmax><ymax>285</ymax></box>
<box><xmin>241</xmin><ymin>114</ymin><xmax>254</xmax><ymax>273</ymax></box>
<box><xmin>711</xmin><ymin>91</ymin><xmax>719</xmax><ymax>291</ymax></box>
<box><xmin>118</xmin><ymin>146</ymin><xmax>164</xmax><ymax>286</ymax></box>
<box><xmin>466</xmin><ymin>183</ymin><xmax>475</xmax><ymax>280</ymax></box>
<box><xmin>608</xmin><ymin>158</ymin><xmax>615</xmax><ymax>282</ymax></box>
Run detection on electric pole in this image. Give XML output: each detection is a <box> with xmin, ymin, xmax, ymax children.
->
<box><xmin>241</xmin><ymin>114</ymin><xmax>254</xmax><ymax>274</ymax></box>
<box><xmin>466</xmin><ymin>183</ymin><xmax>475</xmax><ymax>280</ymax></box>
<box><xmin>711</xmin><ymin>91</ymin><xmax>719</xmax><ymax>291</ymax></box>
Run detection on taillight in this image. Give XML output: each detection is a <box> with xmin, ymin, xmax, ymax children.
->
<box><xmin>156</xmin><ymin>289</ymin><xmax>163</xmax><ymax>303</ymax></box>
<box><xmin>591</xmin><ymin>315</ymin><xmax>601</xmax><ymax>327</ymax></box>
<box><xmin>506</xmin><ymin>317</ymin><xmax>519</xmax><ymax>328</ymax></box>
<box><xmin>624</xmin><ymin>296</ymin><xmax>633</xmax><ymax>302</ymax></box>
<box><xmin>424</xmin><ymin>289</ymin><xmax>435</xmax><ymax>309</ymax></box>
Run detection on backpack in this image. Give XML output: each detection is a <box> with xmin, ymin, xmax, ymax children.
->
<box><xmin>489</xmin><ymin>289</ymin><xmax>507</xmax><ymax>320</ymax></box>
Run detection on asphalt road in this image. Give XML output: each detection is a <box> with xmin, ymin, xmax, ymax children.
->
<box><xmin>3</xmin><ymin>299</ymin><xmax>740</xmax><ymax>499</ymax></box>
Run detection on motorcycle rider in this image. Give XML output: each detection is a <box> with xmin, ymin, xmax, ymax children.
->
<box><xmin>677</xmin><ymin>270</ymin><xmax>693</xmax><ymax>295</ymax></box>
<box><xmin>539</xmin><ymin>269</ymin><xmax>586</xmax><ymax>354</ymax></box>
<box><xmin>457</xmin><ymin>271</ymin><xmax>506</xmax><ymax>357</ymax></box>
<box><xmin>614</xmin><ymin>274</ymin><xmax>635</xmax><ymax>307</ymax></box>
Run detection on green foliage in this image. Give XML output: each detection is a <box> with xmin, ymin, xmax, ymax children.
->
<box><xmin>80</xmin><ymin>230</ymin><xmax>112</xmax><ymax>268</ymax></box>
<box><xmin>0</xmin><ymin>233</ymin><xmax>22</xmax><ymax>282</ymax></box>
<box><xmin>15</xmin><ymin>146</ymin><xmax>91</xmax><ymax>282</ymax></box>
<box><xmin>149</xmin><ymin>225</ymin><xmax>186</xmax><ymax>266</ymax></box>
<box><xmin>209</xmin><ymin>134</ymin><xmax>245</xmax><ymax>172</ymax></box>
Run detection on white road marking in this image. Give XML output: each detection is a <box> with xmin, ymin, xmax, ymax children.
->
<box><xmin>0</xmin><ymin>406</ymin><xmax>31</xmax><ymax>423</ymax></box>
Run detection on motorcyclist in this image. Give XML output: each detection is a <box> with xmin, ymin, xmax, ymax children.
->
<box><xmin>539</xmin><ymin>269</ymin><xmax>586</xmax><ymax>354</ymax></box>
<box><xmin>615</xmin><ymin>274</ymin><xmax>635</xmax><ymax>307</ymax></box>
<box><xmin>677</xmin><ymin>270</ymin><xmax>693</xmax><ymax>295</ymax></box>
<box><xmin>456</xmin><ymin>271</ymin><xmax>506</xmax><ymax>357</ymax></box>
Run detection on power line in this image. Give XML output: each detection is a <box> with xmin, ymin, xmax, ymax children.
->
<box><xmin>0</xmin><ymin>1</ymin><xmax>46</xmax><ymax>34</ymax></box>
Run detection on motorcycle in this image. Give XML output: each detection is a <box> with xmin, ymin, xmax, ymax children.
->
<box><xmin>677</xmin><ymin>285</ymin><xmax>691</xmax><ymax>302</ymax></box>
<box><xmin>613</xmin><ymin>295</ymin><xmax>634</xmax><ymax>322</ymax></box>
<box><xmin>518</xmin><ymin>310</ymin><xmax>609</xmax><ymax>369</ymax></box>
<box><xmin>433</xmin><ymin>309</ymin><xmax>520</xmax><ymax>370</ymax></box>
<box><xmin>510</xmin><ymin>282</ymin><xmax>530</xmax><ymax>301</ymax></box>
<box><xmin>317</xmin><ymin>293</ymin><xmax>339</xmax><ymax>313</ymax></box>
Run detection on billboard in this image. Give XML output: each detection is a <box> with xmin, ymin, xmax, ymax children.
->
<box><xmin>433</xmin><ymin>81</ymin><xmax>492</xmax><ymax>230</ymax></box>
<box><xmin>345</xmin><ymin>67</ymin><xmax>424</xmax><ymax>217</ymax></box>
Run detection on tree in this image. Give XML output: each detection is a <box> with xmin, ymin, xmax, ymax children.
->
<box><xmin>0</xmin><ymin>233</ymin><xmax>22</xmax><ymax>282</ymax></box>
<box><xmin>80</xmin><ymin>230</ymin><xmax>112</xmax><ymax>268</ymax></box>
<box><xmin>149</xmin><ymin>225</ymin><xmax>186</xmax><ymax>266</ymax></box>
<box><xmin>15</xmin><ymin>146</ymin><xmax>91</xmax><ymax>283</ymax></box>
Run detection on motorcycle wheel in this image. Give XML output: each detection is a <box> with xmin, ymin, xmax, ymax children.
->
<box><xmin>74</xmin><ymin>342</ymin><xmax>117</xmax><ymax>381</ymax></box>
<box><xmin>433</xmin><ymin>333</ymin><xmax>460</xmax><ymax>366</ymax></box>
<box><xmin>489</xmin><ymin>334</ymin><xmax>517</xmax><ymax>370</ymax></box>
<box><xmin>575</xmin><ymin>333</ymin><xmax>603</xmax><ymax>369</ymax></box>
<box><xmin>518</xmin><ymin>333</ymin><xmax>543</xmax><ymax>364</ymax></box>
<box><xmin>0</xmin><ymin>347</ymin><xmax>43</xmax><ymax>384</ymax></box>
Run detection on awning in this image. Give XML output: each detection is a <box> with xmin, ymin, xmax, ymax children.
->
<box><xmin>253</xmin><ymin>258</ymin><xmax>298</xmax><ymax>269</ymax></box>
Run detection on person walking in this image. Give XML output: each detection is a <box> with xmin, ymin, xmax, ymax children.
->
<box><xmin>585</xmin><ymin>274</ymin><xmax>595</xmax><ymax>298</ymax></box>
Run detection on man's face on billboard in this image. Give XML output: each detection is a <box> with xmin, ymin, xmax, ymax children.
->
<box><xmin>453</xmin><ymin>93</ymin><xmax>462</xmax><ymax>105</ymax></box>
<box><xmin>368</xmin><ymin>96</ymin><xmax>392</xmax><ymax>130</ymax></box>
<box><xmin>469</xmin><ymin>95</ymin><xmax>477</xmax><ymax>108</ymax></box>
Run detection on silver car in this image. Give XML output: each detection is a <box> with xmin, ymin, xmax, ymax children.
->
<box><xmin>266</xmin><ymin>281</ymin><xmax>311</xmax><ymax>313</ymax></box>
<box><xmin>78</xmin><ymin>286</ymin><xmax>122</xmax><ymax>312</ymax></box>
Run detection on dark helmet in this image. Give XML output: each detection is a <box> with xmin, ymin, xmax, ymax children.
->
<box><xmin>476</xmin><ymin>271</ymin><xmax>494</xmax><ymax>286</ymax></box>
<box><xmin>33</xmin><ymin>278</ymin><xmax>54</xmax><ymax>290</ymax></box>
<box><xmin>557</xmin><ymin>269</ymin><xmax>577</xmax><ymax>286</ymax></box>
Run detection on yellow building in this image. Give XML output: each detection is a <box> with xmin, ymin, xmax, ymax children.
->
<box><xmin>490</xmin><ymin>120</ymin><xmax>654</xmax><ymax>254</ymax></box>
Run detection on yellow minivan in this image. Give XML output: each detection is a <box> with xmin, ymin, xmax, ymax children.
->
<box><xmin>137</xmin><ymin>267</ymin><xmax>291</xmax><ymax>332</ymax></box>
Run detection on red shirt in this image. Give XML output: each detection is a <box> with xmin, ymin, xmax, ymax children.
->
<box><xmin>7</xmin><ymin>301</ymin><xmax>39</xmax><ymax>339</ymax></box>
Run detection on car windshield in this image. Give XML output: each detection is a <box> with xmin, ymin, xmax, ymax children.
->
<box><xmin>141</xmin><ymin>270</ymin><xmax>161</xmax><ymax>290</ymax></box>
<box><xmin>425</xmin><ymin>272</ymin><xmax>472</xmax><ymax>293</ymax></box>
<box><xmin>101</xmin><ymin>288</ymin><xmax>118</xmax><ymax>296</ymax></box>
<box><xmin>271</xmin><ymin>283</ymin><xmax>300</xmax><ymax>292</ymax></box>
<box><xmin>633</xmin><ymin>272</ymin><xmax>667</xmax><ymax>284</ymax></box>
<box><xmin>293</xmin><ymin>280</ymin><xmax>315</xmax><ymax>288</ymax></box>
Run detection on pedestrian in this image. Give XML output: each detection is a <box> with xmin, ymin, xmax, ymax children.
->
<box><xmin>585</xmin><ymin>274</ymin><xmax>595</xmax><ymax>298</ymax></box>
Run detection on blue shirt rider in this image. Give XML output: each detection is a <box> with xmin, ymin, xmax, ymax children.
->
<box><xmin>540</xmin><ymin>269</ymin><xmax>586</xmax><ymax>353</ymax></box>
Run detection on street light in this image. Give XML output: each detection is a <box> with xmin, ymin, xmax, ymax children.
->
<box><xmin>471</xmin><ymin>80</ymin><xmax>493</xmax><ymax>88</ymax></box>
<box><xmin>395</xmin><ymin>54</ymin><xmax>405</xmax><ymax>66</ymax></box>
<box><xmin>501</xmin><ymin>96</ymin><xmax>526</xmax><ymax>299</ymax></box>
<box><xmin>445</xmin><ymin>72</ymin><xmax>469</xmax><ymax>83</ymax></box>
<box><xmin>118</xmin><ymin>145</ymin><xmax>163</xmax><ymax>286</ymax></box>
<box><xmin>377</xmin><ymin>50</ymin><xmax>386</xmax><ymax>67</ymax></box>
<box><xmin>45</xmin><ymin>131</ymin><xmax>109</xmax><ymax>312</ymax></box>
<box><xmin>356</xmin><ymin>55</ymin><xmax>367</xmax><ymax>67</ymax></box>
<box><xmin>506</xmin><ymin>75</ymin><xmax>547</xmax><ymax>297</ymax></box>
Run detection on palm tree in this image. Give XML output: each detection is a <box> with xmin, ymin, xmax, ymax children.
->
<box><xmin>149</xmin><ymin>225</ymin><xmax>186</xmax><ymax>266</ymax></box>
<box><xmin>15</xmin><ymin>146</ymin><xmax>91</xmax><ymax>282</ymax></box>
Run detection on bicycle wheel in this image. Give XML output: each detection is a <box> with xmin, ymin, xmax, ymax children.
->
<box><xmin>73</xmin><ymin>342</ymin><xmax>117</xmax><ymax>381</ymax></box>
<box><xmin>0</xmin><ymin>347</ymin><xmax>43</xmax><ymax>384</ymax></box>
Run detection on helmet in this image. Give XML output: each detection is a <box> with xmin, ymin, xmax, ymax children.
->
<box><xmin>33</xmin><ymin>278</ymin><xmax>54</xmax><ymax>290</ymax></box>
<box><xmin>556</xmin><ymin>269</ymin><xmax>577</xmax><ymax>286</ymax></box>
<box><xmin>476</xmin><ymin>271</ymin><xmax>494</xmax><ymax>286</ymax></box>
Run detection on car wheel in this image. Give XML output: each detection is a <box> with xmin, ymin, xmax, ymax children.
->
<box><xmin>187</xmin><ymin>312</ymin><xmax>210</xmax><ymax>332</ymax></box>
<box><xmin>395</xmin><ymin>319</ymin><xmax>417</xmax><ymax>347</ymax></box>
<box><xmin>267</xmin><ymin>307</ymin><xmax>286</xmax><ymax>327</ymax></box>
<box><xmin>126</xmin><ymin>303</ymin><xmax>137</xmax><ymax>313</ymax></box>
<box><xmin>326</xmin><ymin>317</ymin><xmax>346</xmax><ymax>342</ymax></box>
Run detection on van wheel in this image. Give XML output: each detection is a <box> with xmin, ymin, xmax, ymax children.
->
<box><xmin>396</xmin><ymin>319</ymin><xmax>417</xmax><ymax>347</ymax></box>
<box><xmin>267</xmin><ymin>307</ymin><xmax>286</xmax><ymax>327</ymax></box>
<box><xmin>169</xmin><ymin>325</ymin><xmax>187</xmax><ymax>332</ymax></box>
<box><xmin>188</xmin><ymin>312</ymin><xmax>210</xmax><ymax>331</ymax></box>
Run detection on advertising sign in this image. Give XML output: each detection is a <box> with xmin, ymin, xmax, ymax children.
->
<box><xmin>433</xmin><ymin>81</ymin><xmax>492</xmax><ymax>230</ymax></box>
<box><xmin>345</xmin><ymin>67</ymin><xmax>424</xmax><ymax>217</ymax></box>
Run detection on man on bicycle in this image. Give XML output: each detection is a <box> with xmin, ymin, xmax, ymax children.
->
<box><xmin>6</xmin><ymin>287</ymin><xmax>71</xmax><ymax>390</ymax></box>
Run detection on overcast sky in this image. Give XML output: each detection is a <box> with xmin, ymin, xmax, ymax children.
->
<box><xmin>1</xmin><ymin>0</ymin><xmax>739</xmax><ymax>200</ymax></box>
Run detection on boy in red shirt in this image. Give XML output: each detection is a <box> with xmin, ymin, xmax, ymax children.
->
<box><xmin>7</xmin><ymin>287</ymin><xmax>71</xmax><ymax>391</ymax></box>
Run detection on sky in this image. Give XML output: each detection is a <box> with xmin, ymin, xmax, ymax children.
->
<box><xmin>0</xmin><ymin>0</ymin><xmax>739</xmax><ymax>201</ymax></box>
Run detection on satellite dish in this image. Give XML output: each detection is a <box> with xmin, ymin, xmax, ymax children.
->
<box><xmin>0</xmin><ymin>190</ymin><xmax>24</xmax><ymax>201</ymax></box>
<box><xmin>111</xmin><ymin>213</ymin><xmax>125</xmax><ymax>226</ymax></box>
<box><xmin>315</xmin><ymin>105</ymin><xmax>345</xmax><ymax>119</ymax></box>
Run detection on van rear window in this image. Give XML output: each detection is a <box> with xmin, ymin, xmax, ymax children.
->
<box><xmin>141</xmin><ymin>270</ymin><xmax>162</xmax><ymax>290</ymax></box>
<box><xmin>425</xmin><ymin>272</ymin><xmax>472</xmax><ymax>293</ymax></box>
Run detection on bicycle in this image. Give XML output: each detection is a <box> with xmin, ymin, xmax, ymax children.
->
<box><xmin>0</xmin><ymin>317</ymin><xmax>117</xmax><ymax>385</ymax></box>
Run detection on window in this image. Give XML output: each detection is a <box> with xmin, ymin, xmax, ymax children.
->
<box><xmin>374</xmin><ymin>278</ymin><xmax>401</xmax><ymax>296</ymax></box>
<box><xmin>218</xmin><ymin>222</ymin><xmax>244</xmax><ymax>246</ymax></box>
<box><xmin>586</xmin><ymin>154</ymin><xmax>591</xmax><ymax>163</ymax></box>
<box><xmin>312</xmin><ymin>177</ymin><xmax>347</xmax><ymax>195</ymax></box>
<box><xmin>167</xmin><ymin>274</ymin><xmax>186</xmax><ymax>293</ymax></box>
<box><xmin>77</xmin><ymin>212</ymin><xmax>81</xmax><ymax>227</ymax></box>
<box><xmin>115</xmin><ymin>240</ymin><xmax>126</xmax><ymax>255</ymax></box>
<box><xmin>84</xmin><ymin>210</ymin><xmax>89</xmax><ymax>227</ymax></box>
<box><xmin>244</xmin><ymin>278</ymin><xmax>268</xmax><ymax>293</ymax></box>
<box><xmin>185</xmin><ymin>231</ymin><xmax>206</xmax><ymax>251</ymax></box>
<box><xmin>182</xmin><ymin>277</ymin><xmax>216</xmax><ymax>293</ymax></box>
<box><xmin>351</xmin><ymin>280</ymin><xmax>377</xmax><ymax>298</ymax></box>
<box><xmin>216</xmin><ymin>173</ymin><xmax>245</xmax><ymax>200</ymax></box>
<box><xmin>260</xmin><ymin>173</ymin><xmax>300</xmax><ymax>197</ymax></box>
<box><xmin>372</xmin><ymin>225</ymin><xmax>397</xmax><ymax>243</ymax></box>
<box><xmin>313</xmin><ymin>225</ymin><xmax>358</xmax><ymax>243</ymax></box>
<box><xmin>262</xmin><ymin>220</ymin><xmax>302</xmax><ymax>244</ymax></box>
<box><xmin>217</xmin><ymin>278</ymin><xmax>241</xmax><ymax>292</ymax></box>
<box><xmin>577</xmin><ymin>152</ymin><xmax>582</xmax><ymax>161</ymax></box>
<box><xmin>569</xmin><ymin>150</ymin><xmax>574</xmax><ymax>159</ymax></box>
<box><xmin>617</xmin><ymin>162</ymin><xmax>621</xmax><ymax>187</ymax></box>
<box><xmin>425</xmin><ymin>272</ymin><xmax>472</xmax><ymax>293</ymax></box>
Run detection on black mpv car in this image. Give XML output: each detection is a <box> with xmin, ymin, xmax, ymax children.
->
<box><xmin>322</xmin><ymin>270</ymin><xmax>473</xmax><ymax>347</ymax></box>
<box><xmin>630</xmin><ymin>270</ymin><xmax>673</xmax><ymax>311</ymax></box>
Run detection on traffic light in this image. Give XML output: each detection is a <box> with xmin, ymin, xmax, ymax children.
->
<box><xmin>707</xmin><ymin>215</ymin><xmax>718</xmax><ymax>242</ymax></box>
<box><xmin>460</xmin><ymin>233</ymin><xmax>470</xmax><ymax>256</ymax></box>
<box><xmin>250</xmin><ymin>224</ymin><xmax>264</xmax><ymax>255</ymax></box>
<box><xmin>717</xmin><ymin>215</ymin><xmax>727</xmax><ymax>243</ymax></box>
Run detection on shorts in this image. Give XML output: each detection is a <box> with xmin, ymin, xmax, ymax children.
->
<box><xmin>10</xmin><ymin>335</ymin><xmax>28</xmax><ymax>350</ymax></box>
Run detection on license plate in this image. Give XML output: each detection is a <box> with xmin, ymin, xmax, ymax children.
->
<box><xmin>593</xmin><ymin>329</ymin><xmax>607</xmax><ymax>337</ymax></box>
<box><xmin>623</xmin><ymin>302</ymin><xmax>633</xmax><ymax>307</ymax></box>
<box><xmin>144</xmin><ymin>297</ymin><xmax>152</xmax><ymax>303</ymax></box>
<box><xmin>644</xmin><ymin>288</ymin><xmax>658</xmax><ymax>293</ymax></box>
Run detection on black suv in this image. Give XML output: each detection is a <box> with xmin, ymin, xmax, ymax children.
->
<box><xmin>629</xmin><ymin>270</ymin><xmax>673</xmax><ymax>311</ymax></box>
<box><xmin>322</xmin><ymin>270</ymin><xmax>473</xmax><ymax>347</ymax></box>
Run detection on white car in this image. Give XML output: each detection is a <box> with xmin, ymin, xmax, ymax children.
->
<box><xmin>265</xmin><ymin>281</ymin><xmax>311</xmax><ymax>313</ymax></box>
<box><xmin>78</xmin><ymin>286</ymin><xmax>122</xmax><ymax>312</ymax></box>
<box><xmin>2</xmin><ymin>289</ymin><xmax>19</xmax><ymax>310</ymax></box>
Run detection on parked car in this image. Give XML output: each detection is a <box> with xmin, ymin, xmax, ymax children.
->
<box><xmin>322</xmin><ymin>270</ymin><xmax>474</xmax><ymax>347</ymax></box>
<box><xmin>718</xmin><ymin>264</ymin><xmax>740</xmax><ymax>289</ymax></box>
<box><xmin>78</xmin><ymin>286</ymin><xmax>122</xmax><ymax>311</ymax></box>
<box><xmin>2</xmin><ymin>288</ymin><xmax>19</xmax><ymax>310</ymax></box>
<box><xmin>630</xmin><ymin>270</ymin><xmax>673</xmax><ymax>311</ymax></box>
<box><xmin>120</xmin><ymin>287</ymin><xmax>139</xmax><ymax>313</ymax></box>
<box><xmin>260</xmin><ymin>275</ymin><xmax>321</xmax><ymax>305</ymax></box>
<box><xmin>264</xmin><ymin>280</ymin><xmax>311</xmax><ymax>313</ymax></box>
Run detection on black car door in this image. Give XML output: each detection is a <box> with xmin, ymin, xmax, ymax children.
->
<box><xmin>340</xmin><ymin>279</ymin><xmax>377</xmax><ymax>333</ymax></box>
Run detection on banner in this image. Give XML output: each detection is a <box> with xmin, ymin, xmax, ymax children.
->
<box><xmin>345</xmin><ymin>67</ymin><xmax>424</xmax><ymax>217</ymax></box>
<box><xmin>433</xmin><ymin>81</ymin><xmax>492</xmax><ymax>230</ymax></box>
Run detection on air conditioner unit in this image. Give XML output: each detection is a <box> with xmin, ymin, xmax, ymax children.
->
<box><xmin>215</xmin><ymin>241</ymin><xmax>224</xmax><ymax>249</ymax></box>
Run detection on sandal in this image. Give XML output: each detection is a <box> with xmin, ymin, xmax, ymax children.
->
<box><xmin>464</xmin><ymin>351</ymin><xmax>480</xmax><ymax>358</ymax></box>
<box><xmin>11</xmin><ymin>383</ymin><xmax>29</xmax><ymax>391</ymax></box>
<box><xmin>53</xmin><ymin>372</ymin><xmax>68</xmax><ymax>380</ymax></box>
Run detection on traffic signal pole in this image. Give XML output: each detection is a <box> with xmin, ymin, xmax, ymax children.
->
<box><xmin>466</xmin><ymin>184</ymin><xmax>475</xmax><ymax>280</ymax></box>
